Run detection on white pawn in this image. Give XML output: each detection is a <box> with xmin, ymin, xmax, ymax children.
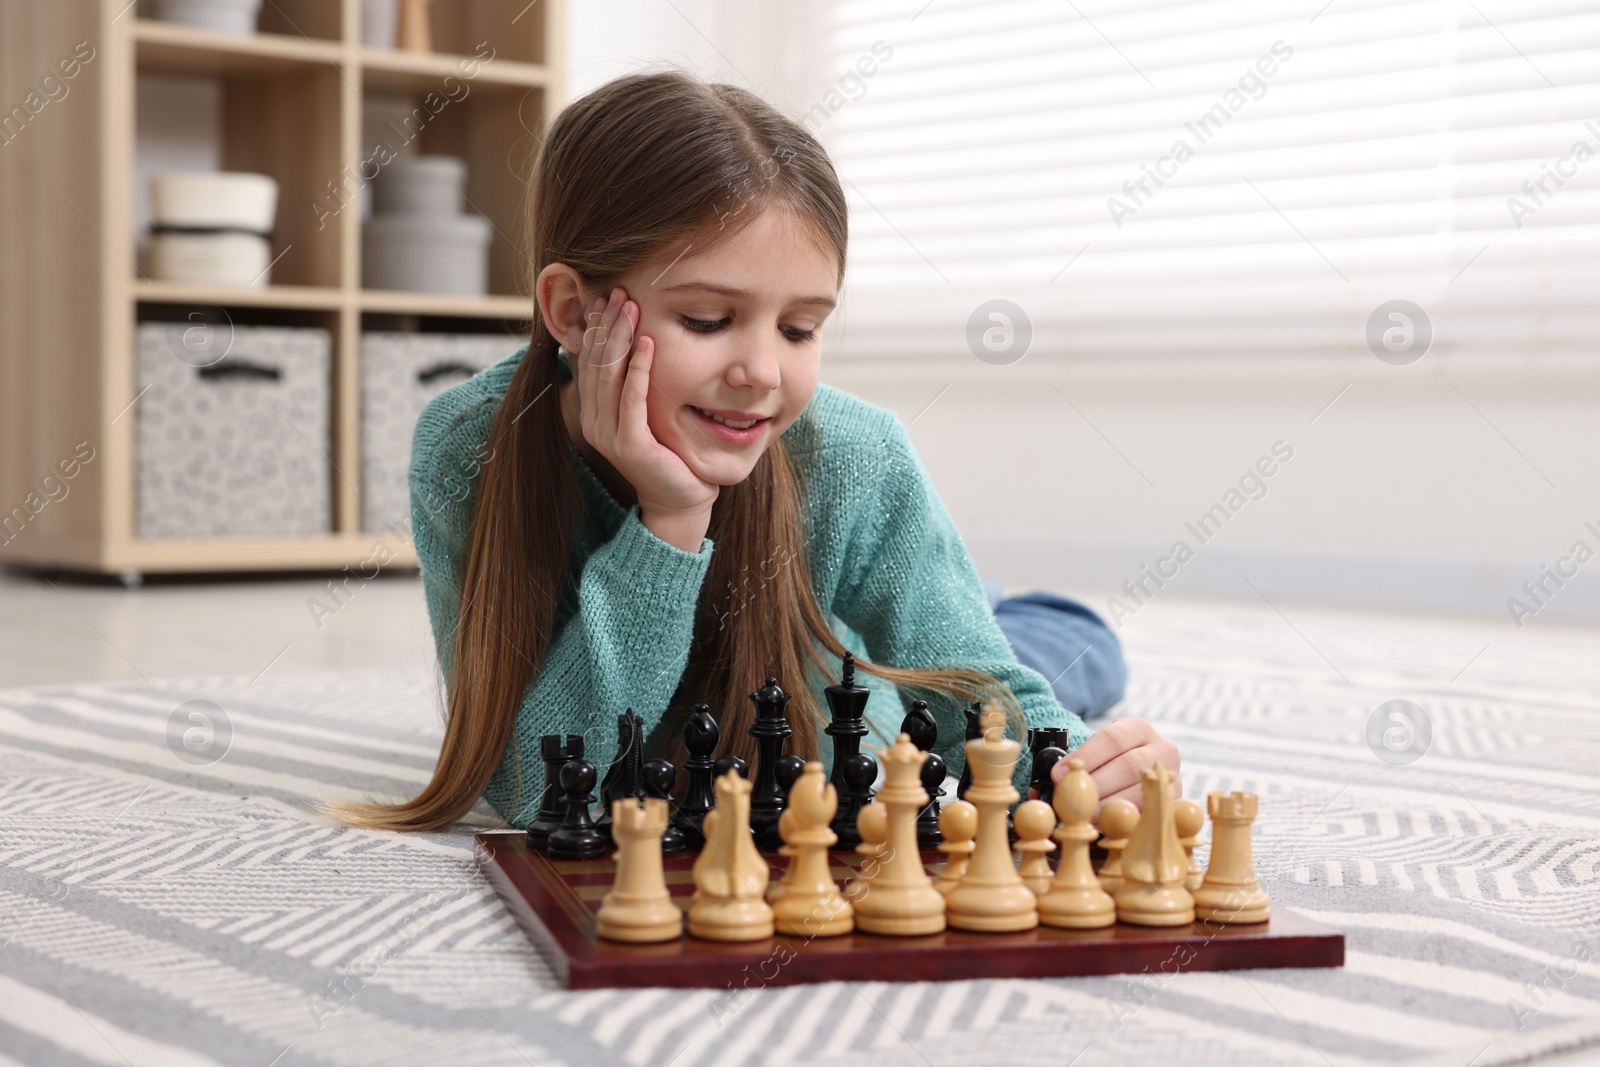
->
<box><xmin>1012</xmin><ymin>799</ymin><xmax>1056</xmax><ymax>896</ymax></box>
<box><xmin>1096</xmin><ymin>799</ymin><xmax>1139</xmax><ymax>894</ymax></box>
<box><xmin>933</xmin><ymin>800</ymin><xmax>977</xmax><ymax>895</ymax></box>
<box><xmin>1175</xmin><ymin>798</ymin><xmax>1205</xmax><ymax>892</ymax></box>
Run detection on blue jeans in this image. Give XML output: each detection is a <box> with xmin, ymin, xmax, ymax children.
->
<box><xmin>982</xmin><ymin>581</ymin><xmax>1125</xmax><ymax>719</ymax></box>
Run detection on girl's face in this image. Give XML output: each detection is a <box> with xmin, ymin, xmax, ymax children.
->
<box><xmin>588</xmin><ymin>206</ymin><xmax>838</xmax><ymax>489</ymax></box>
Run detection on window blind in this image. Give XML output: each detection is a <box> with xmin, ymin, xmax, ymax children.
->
<box><xmin>814</xmin><ymin>0</ymin><xmax>1600</xmax><ymax>365</ymax></box>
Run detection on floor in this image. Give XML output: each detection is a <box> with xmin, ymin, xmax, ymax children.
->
<box><xmin>5</xmin><ymin>562</ymin><xmax>1598</xmax><ymax>692</ymax></box>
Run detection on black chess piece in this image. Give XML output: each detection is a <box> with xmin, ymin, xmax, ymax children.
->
<box><xmin>641</xmin><ymin>758</ymin><xmax>687</xmax><ymax>855</ymax></box>
<box><xmin>916</xmin><ymin>750</ymin><xmax>947</xmax><ymax>849</ymax></box>
<box><xmin>756</xmin><ymin>753</ymin><xmax>808</xmax><ymax>852</ymax></box>
<box><xmin>527</xmin><ymin>733</ymin><xmax>583</xmax><ymax>849</ymax></box>
<box><xmin>673</xmin><ymin>703</ymin><xmax>719</xmax><ymax>848</ymax></box>
<box><xmin>547</xmin><ymin>759</ymin><xmax>608</xmax><ymax>859</ymax></box>
<box><xmin>595</xmin><ymin>708</ymin><xmax>645</xmax><ymax>846</ymax></box>
<box><xmin>825</xmin><ymin>652</ymin><xmax>875</xmax><ymax>843</ymax></box>
<box><xmin>747</xmin><ymin>676</ymin><xmax>792</xmax><ymax>850</ymax></box>
<box><xmin>712</xmin><ymin>753</ymin><xmax>749</xmax><ymax>780</ymax></box>
<box><xmin>833</xmin><ymin>751</ymin><xmax>878</xmax><ymax>848</ymax></box>
<box><xmin>901</xmin><ymin>699</ymin><xmax>944</xmax><ymax>848</ymax></box>
<box><xmin>955</xmin><ymin>702</ymin><xmax>983</xmax><ymax>799</ymax></box>
<box><xmin>1031</xmin><ymin>745</ymin><xmax>1067</xmax><ymax>809</ymax></box>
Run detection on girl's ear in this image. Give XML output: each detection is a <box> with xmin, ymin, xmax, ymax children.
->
<box><xmin>536</xmin><ymin>262</ymin><xmax>596</xmax><ymax>352</ymax></box>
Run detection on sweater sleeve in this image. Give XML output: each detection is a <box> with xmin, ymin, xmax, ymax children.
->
<box><xmin>830</xmin><ymin>413</ymin><xmax>1090</xmax><ymax>796</ymax></box>
<box><xmin>408</xmin><ymin>394</ymin><xmax>714</xmax><ymax>829</ymax></box>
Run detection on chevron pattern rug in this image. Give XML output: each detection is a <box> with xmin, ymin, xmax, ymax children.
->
<box><xmin>2</xmin><ymin>597</ymin><xmax>1598</xmax><ymax>1067</ymax></box>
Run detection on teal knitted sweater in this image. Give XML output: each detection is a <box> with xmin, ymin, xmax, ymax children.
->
<box><xmin>409</xmin><ymin>345</ymin><xmax>1090</xmax><ymax>827</ymax></box>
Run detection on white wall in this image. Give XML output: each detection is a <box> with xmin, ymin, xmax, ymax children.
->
<box><xmin>564</xmin><ymin>4</ymin><xmax>1600</xmax><ymax>628</ymax></box>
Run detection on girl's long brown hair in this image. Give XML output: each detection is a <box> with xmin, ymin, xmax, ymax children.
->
<box><xmin>326</xmin><ymin>70</ymin><xmax>1024</xmax><ymax>832</ymax></box>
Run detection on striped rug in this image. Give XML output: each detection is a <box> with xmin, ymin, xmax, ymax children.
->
<box><xmin>1</xmin><ymin>597</ymin><xmax>1597</xmax><ymax>1066</ymax></box>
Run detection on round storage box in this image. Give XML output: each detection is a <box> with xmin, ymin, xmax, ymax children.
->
<box><xmin>372</xmin><ymin>156</ymin><xmax>467</xmax><ymax>216</ymax></box>
<box><xmin>151</xmin><ymin>0</ymin><xmax>263</xmax><ymax>35</ymax></box>
<box><xmin>151</xmin><ymin>171</ymin><xmax>278</xmax><ymax>233</ymax></box>
<box><xmin>363</xmin><ymin>212</ymin><xmax>490</xmax><ymax>294</ymax></box>
<box><xmin>149</xmin><ymin>232</ymin><xmax>272</xmax><ymax>287</ymax></box>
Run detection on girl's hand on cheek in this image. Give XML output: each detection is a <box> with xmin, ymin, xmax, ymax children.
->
<box><xmin>1051</xmin><ymin>717</ymin><xmax>1180</xmax><ymax>813</ymax></box>
<box><xmin>575</xmin><ymin>287</ymin><xmax>720</xmax><ymax>520</ymax></box>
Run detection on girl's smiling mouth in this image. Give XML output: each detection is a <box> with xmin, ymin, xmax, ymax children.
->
<box><xmin>690</xmin><ymin>405</ymin><xmax>770</xmax><ymax>441</ymax></box>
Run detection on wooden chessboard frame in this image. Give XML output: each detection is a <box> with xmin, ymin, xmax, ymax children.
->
<box><xmin>476</xmin><ymin>832</ymin><xmax>1344</xmax><ymax>990</ymax></box>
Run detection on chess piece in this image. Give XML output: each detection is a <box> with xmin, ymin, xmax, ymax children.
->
<box><xmin>1192</xmin><ymin>791</ymin><xmax>1271</xmax><ymax>924</ymax></box>
<box><xmin>1038</xmin><ymin>759</ymin><xmax>1115</xmax><ymax>928</ymax></box>
<box><xmin>673</xmin><ymin>704</ymin><xmax>719</xmax><ymax>847</ymax></box>
<box><xmin>1031</xmin><ymin>746</ymin><xmax>1067</xmax><ymax>808</ymax></box>
<box><xmin>842</xmin><ymin>801</ymin><xmax>888</xmax><ymax>904</ymax></box>
<box><xmin>596</xmin><ymin>709</ymin><xmax>645</xmax><ymax>846</ymax></box>
<box><xmin>901</xmin><ymin>699</ymin><xmax>945</xmax><ymax>847</ymax></box>
<box><xmin>748</xmin><ymin>677</ymin><xmax>793</xmax><ymax>851</ymax></box>
<box><xmin>945</xmin><ymin>705</ymin><xmax>1038</xmax><ymax>932</ymax></box>
<box><xmin>527</xmin><ymin>733</ymin><xmax>582</xmax><ymax>849</ymax></box>
<box><xmin>1012</xmin><ymin>799</ymin><xmax>1057</xmax><ymax>896</ymax></box>
<box><xmin>955</xmin><ymin>702</ymin><xmax>982</xmax><ymax>799</ymax></box>
<box><xmin>642</xmin><ymin>758</ymin><xmax>687</xmax><ymax>855</ymax></box>
<box><xmin>712</xmin><ymin>753</ymin><xmax>749</xmax><ymax>781</ymax></box>
<box><xmin>1028</xmin><ymin>728</ymin><xmax>1069</xmax><ymax>798</ymax></box>
<box><xmin>756</xmin><ymin>753</ymin><xmax>807</xmax><ymax>853</ymax></box>
<box><xmin>596</xmin><ymin>797</ymin><xmax>683</xmax><ymax>942</ymax></box>
<box><xmin>396</xmin><ymin>0</ymin><xmax>432</xmax><ymax>52</ymax></box>
<box><xmin>547</xmin><ymin>760</ymin><xmax>608</xmax><ymax>860</ymax></box>
<box><xmin>1095</xmin><ymin>799</ymin><xmax>1139</xmax><ymax>894</ymax></box>
<box><xmin>832</xmin><ymin>752</ymin><xmax>877</xmax><ymax>848</ymax></box>
<box><xmin>1175</xmin><ymin>797</ymin><xmax>1205</xmax><ymax>891</ymax></box>
<box><xmin>1113</xmin><ymin>762</ymin><xmax>1194</xmax><ymax>926</ymax></box>
<box><xmin>933</xmin><ymin>800</ymin><xmax>977</xmax><ymax>895</ymax></box>
<box><xmin>771</xmin><ymin>761</ymin><xmax>853</xmax><ymax>937</ymax></box>
<box><xmin>688</xmin><ymin>770</ymin><xmax>773</xmax><ymax>941</ymax></box>
<box><xmin>825</xmin><ymin>653</ymin><xmax>874</xmax><ymax>843</ymax></box>
<box><xmin>850</xmin><ymin>734</ymin><xmax>946</xmax><ymax>936</ymax></box>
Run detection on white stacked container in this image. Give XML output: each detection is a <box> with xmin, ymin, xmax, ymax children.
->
<box><xmin>362</xmin><ymin>156</ymin><xmax>491</xmax><ymax>295</ymax></box>
<box><xmin>360</xmin><ymin>331</ymin><xmax>514</xmax><ymax>533</ymax></box>
<box><xmin>148</xmin><ymin>171</ymin><xmax>279</xmax><ymax>287</ymax></box>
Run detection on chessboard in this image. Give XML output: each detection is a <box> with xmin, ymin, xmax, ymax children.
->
<box><xmin>476</xmin><ymin>831</ymin><xmax>1345</xmax><ymax>990</ymax></box>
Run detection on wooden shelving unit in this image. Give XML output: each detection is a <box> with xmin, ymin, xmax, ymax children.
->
<box><xmin>0</xmin><ymin>0</ymin><xmax>565</xmax><ymax>580</ymax></box>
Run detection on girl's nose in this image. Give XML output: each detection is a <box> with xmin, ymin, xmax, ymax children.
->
<box><xmin>727</xmin><ymin>331</ymin><xmax>782</xmax><ymax>390</ymax></box>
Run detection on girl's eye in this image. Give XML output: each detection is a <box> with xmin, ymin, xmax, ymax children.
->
<box><xmin>680</xmin><ymin>315</ymin><xmax>728</xmax><ymax>333</ymax></box>
<box><xmin>782</xmin><ymin>326</ymin><xmax>817</xmax><ymax>343</ymax></box>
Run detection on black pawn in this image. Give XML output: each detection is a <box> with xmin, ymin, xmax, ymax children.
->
<box><xmin>527</xmin><ymin>733</ymin><xmax>582</xmax><ymax>849</ymax></box>
<box><xmin>747</xmin><ymin>677</ymin><xmax>793</xmax><ymax>850</ymax></box>
<box><xmin>900</xmin><ymin>699</ymin><xmax>944</xmax><ymax>848</ymax></box>
<box><xmin>832</xmin><ymin>751</ymin><xmax>878</xmax><ymax>848</ymax></box>
<box><xmin>955</xmin><ymin>702</ymin><xmax>983</xmax><ymax>799</ymax></box>
<box><xmin>1032</xmin><ymin>746</ymin><xmax>1067</xmax><ymax>809</ymax></box>
<box><xmin>642</xmin><ymin>758</ymin><xmax>686</xmax><ymax>855</ymax></box>
<box><xmin>712</xmin><ymin>753</ymin><xmax>749</xmax><ymax>780</ymax></box>
<box><xmin>596</xmin><ymin>708</ymin><xmax>645</xmax><ymax>845</ymax></box>
<box><xmin>673</xmin><ymin>703</ymin><xmax>719</xmax><ymax>848</ymax></box>
<box><xmin>547</xmin><ymin>759</ymin><xmax>608</xmax><ymax>859</ymax></box>
<box><xmin>917</xmin><ymin>750</ymin><xmax>948</xmax><ymax>849</ymax></box>
<box><xmin>756</xmin><ymin>753</ymin><xmax>807</xmax><ymax>852</ymax></box>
